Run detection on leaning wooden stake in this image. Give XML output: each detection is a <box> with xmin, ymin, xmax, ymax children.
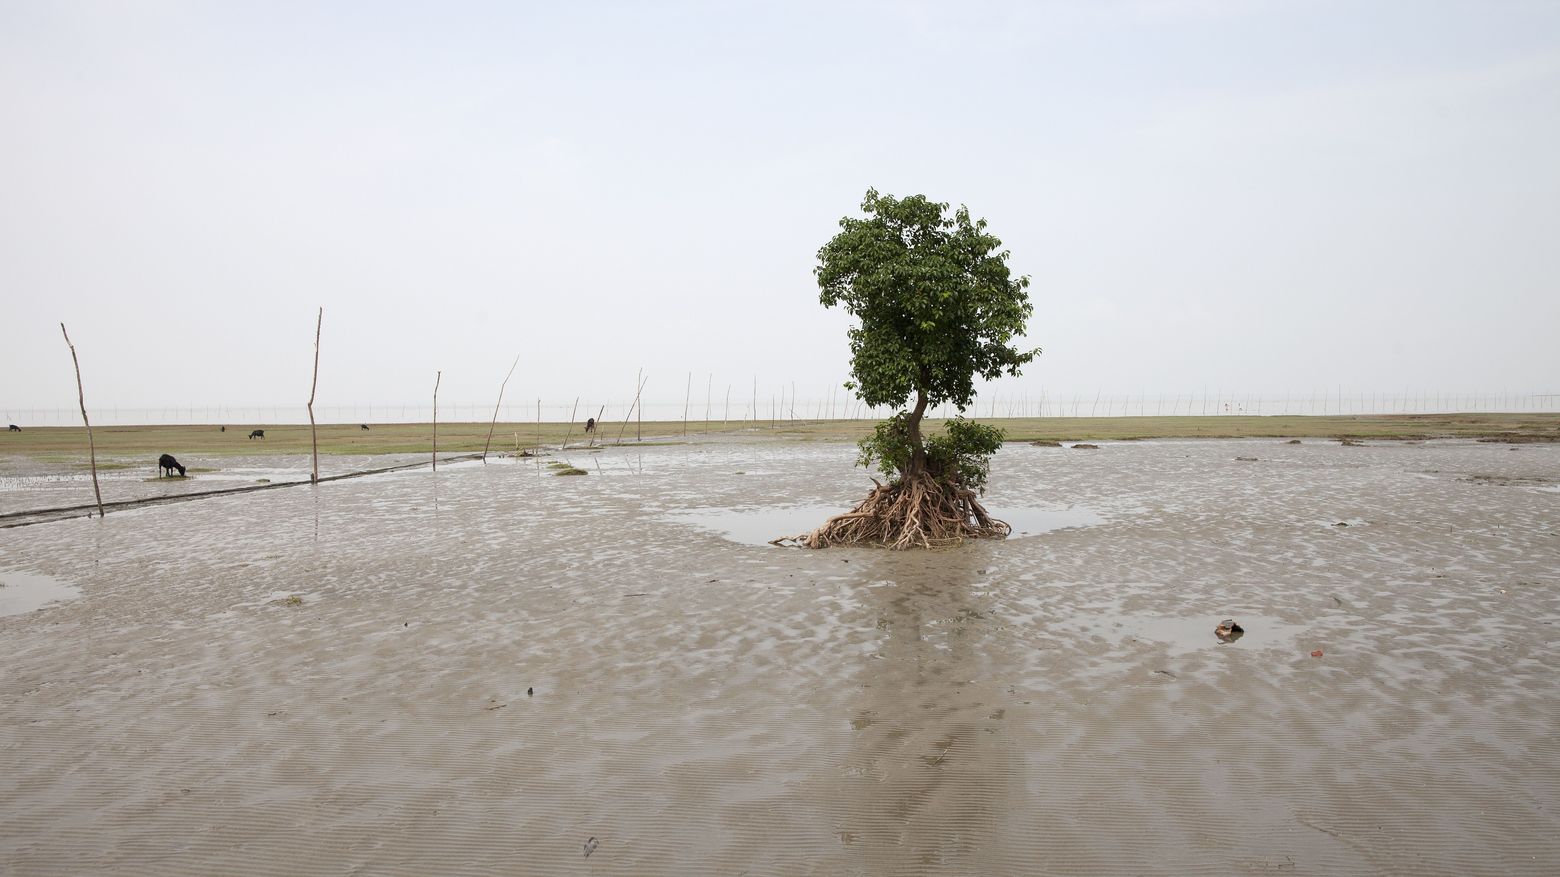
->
<box><xmin>59</xmin><ymin>323</ymin><xmax>104</xmax><ymax>518</ymax></box>
<box><xmin>432</xmin><ymin>371</ymin><xmax>441</xmax><ymax>471</ymax></box>
<box><xmin>615</xmin><ymin>371</ymin><xmax>648</xmax><ymax>445</ymax></box>
<box><xmin>307</xmin><ymin>307</ymin><xmax>322</xmax><ymax>484</ymax></box>
<box><xmin>588</xmin><ymin>404</ymin><xmax>605</xmax><ymax>448</ymax></box>
<box><xmin>558</xmin><ymin>397</ymin><xmax>580</xmax><ymax>451</ymax></box>
<box><xmin>482</xmin><ymin>354</ymin><xmax>520</xmax><ymax>462</ymax></box>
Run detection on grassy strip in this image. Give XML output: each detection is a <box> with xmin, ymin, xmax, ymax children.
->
<box><xmin>0</xmin><ymin>413</ymin><xmax>1555</xmax><ymax>460</ymax></box>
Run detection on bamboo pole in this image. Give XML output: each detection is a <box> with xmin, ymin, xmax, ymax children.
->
<box><xmin>432</xmin><ymin>371</ymin><xmax>441</xmax><ymax>471</ymax></box>
<box><xmin>482</xmin><ymin>354</ymin><xmax>520</xmax><ymax>462</ymax></box>
<box><xmin>704</xmin><ymin>373</ymin><xmax>711</xmax><ymax>434</ymax></box>
<box><xmin>683</xmin><ymin>371</ymin><xmax>691</xmax><ymax>437</ymax></box>
<box><xmin>614</xmin><ymin>369</ymin><xmax>645</xmax><ymax>443</ymax></box>
<box><xmin>558</xmin><ymin>396</ymin><xmax>580</xmax><ymax>452</ymax></box>
<box><xmin>307</xmin><ymin>307</ymin><xmax>322</xmax><ymax>485</ymax></box>
<box><xmin>59</xmin><ymin>323</ymin><xmax>104</xmax><ymax>518</ymax></box>
<box><xmin>588</xmin><ymin>404</ymin><xmax>605</xmax><ymax>448</ymax></box>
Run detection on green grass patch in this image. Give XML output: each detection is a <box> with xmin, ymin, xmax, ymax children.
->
<box><xmin>552</xmin><ymin>466</ymin><xmax>587</xmax><ymax>476</ymax></box>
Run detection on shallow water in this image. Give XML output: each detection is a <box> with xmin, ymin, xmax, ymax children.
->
<box><xmin>1</xmin><ymin>438</ymin><xmax>1558</xmax><ymax>875</ymax></box>
<box><xmin>666</xmin><ymin>501</ymin><xmax>1105</xmax><ymax>546</ymax></box>
<box><xmin>0</xmin><ymin>568</ymin><xmax>82</xmax><ymax>617</ymax></box>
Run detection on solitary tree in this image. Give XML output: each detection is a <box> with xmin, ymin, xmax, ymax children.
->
<box><xmin>779</xmin><ymin>189</ymin><xmax>1038</xmax><ymax>549</ymax></box>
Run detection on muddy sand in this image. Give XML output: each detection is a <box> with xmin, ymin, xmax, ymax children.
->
<box><xmin>2</xmin><ymin>439</ymin><xmax>1558</xmax><ymax>875</ymax></box>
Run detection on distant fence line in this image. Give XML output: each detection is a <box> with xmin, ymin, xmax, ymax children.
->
<box><xmin>4</xmin><ymin>392</ymin><xmax>1557</xmax><ymax>427</ymax></box>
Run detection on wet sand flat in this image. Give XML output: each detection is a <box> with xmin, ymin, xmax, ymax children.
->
<box><xmin>1</xmin><ymin>440</ymin><xmax>1558</xmax><ymax>875</ymax></box>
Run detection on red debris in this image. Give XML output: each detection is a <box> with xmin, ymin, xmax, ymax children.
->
<box><xmin>1310</xmin><ymin>649</ymin><xmax>1324</xmax><ymax>658</ymax></box>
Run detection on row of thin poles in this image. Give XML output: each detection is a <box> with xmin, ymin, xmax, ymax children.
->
<box><xmin>16</xmin><ymin>390</ymin><xmax>1560</xmax><ymax>427</ymax></box>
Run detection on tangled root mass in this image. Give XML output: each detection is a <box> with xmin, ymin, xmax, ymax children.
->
<box><xmin>772</xmin><ymin>469</ymin><xmax>1010</xmax><ymax>550</ymax></box>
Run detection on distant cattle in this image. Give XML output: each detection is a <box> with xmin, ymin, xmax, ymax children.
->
<box><xmin>6</xmin><ymin>424</ymin><xmax>19</xmax><ymax>432</ymax></box>
<box><xmin>360</xmin><ymin>424</ymin><xmax>370</xmax><ymax>430</ymax></box>
<box><xmin>220</xmin><ymin>425</ymin><xmax>226</xmax><ymax>432</ymax></box>
<box><xmin>158</xmin><ymin>454</ymin><xmax>187</xmax><ymax>477</ymax></box>
<box><xmin>248</xmin><ymin>429</ymin><xmax>265</xmax><ymax>440</ymax></box>
<box><xmin>584</xmin><ymin>417</ymin><xmax>596</xmax><ymax>433</ymax></box>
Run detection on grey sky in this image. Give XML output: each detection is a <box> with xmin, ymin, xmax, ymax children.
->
<box><xmin>3</xmin><ymin>0</ymin><xmax>1558</xmax><ymax>417</ymax></box>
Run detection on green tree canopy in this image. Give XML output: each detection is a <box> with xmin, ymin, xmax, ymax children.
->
<box><xmin>817</xmin><ymin>189</ymin><xmax>1038</xmax><ymax>473</ymax></box>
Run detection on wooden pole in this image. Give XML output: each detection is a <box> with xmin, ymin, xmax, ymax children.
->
<box><xmin>724</xmin><ymin>385</ymin><xmax>730</xmax><ymax>427</ymax></box>
<box><xmin>308</xmin><ymin>307</ymin><xmax>322</xmax><ymax>485</ymax></box>
<box><xmin>432</xmin><ymin>371</ymin><xmax>441</xmax><ymax>471</ymax></box>
<box><xmin>588</xmin><ymin>404</ymin><xmax>605</xmax><ymax>448</ymax></box>
<box><xmin>704</xmin><ymin>373</ymin><xmax>711</xmax><ymax>434</ymax></box>
<box><xmin>536</xmin><ymin>398</ymin><xmax>541</xmax><ymax>461</ymax></box>
<box><xmin>615</xmin><ymin>372</ymin><xmax>648</xmax><ymax>445</ymax></box>
<box><xmin>59</xmin><ymin>323</ymin><xmax>104</xmax><ymax>518</ymax></box>
<box><xmin>559</xmin><ymin>396</ymin><xmax>580</xmax><ymax>451</ymax></box>
<box><xmin>482</xmin><ymin>354</ymin><xmax>520</xmax><ymax>462</ymax></box>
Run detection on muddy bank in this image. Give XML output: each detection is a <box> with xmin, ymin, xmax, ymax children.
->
<box><xmin>1</xmin><ymin>439</ymin><xmax>1558</xmax><ymax>874</ymax></box>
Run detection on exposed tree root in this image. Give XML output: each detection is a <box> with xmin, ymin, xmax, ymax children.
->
<box><xmin>771</xmin><ymin>470</ymin><xmax>1010</xmax><ymax>550</ymax></box>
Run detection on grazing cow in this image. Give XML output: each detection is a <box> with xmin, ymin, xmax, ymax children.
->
<box><xmin>584</xmin><ymin>417</ymin><xmax>596</xmax><ymax>433</ymax></box>
<box><xmin>220</xmin><ymin>425</ymin><xmax>226</xmax><ymax>432</ymax></box>
<box><xmin>248</xmin><ymin>429</ymin><xmax>265</xmax><ymax>440</ymax></box>
<box><xmin>7</xmin><ymin>424</ymin><xmax>19</xmax><ymax>432</ymax></box>
<box><xmin>158</xmin><ymin>454</ymin><xmax>187</xmax><ymax>477</ymax></box>
<box><xmin>360</xmin><ymin>424</ymin><xmax>370</xmax><ymax>430</ymax></box>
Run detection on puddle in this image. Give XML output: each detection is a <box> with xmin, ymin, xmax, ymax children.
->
<box><xmin>1109</xmin><ymin>613</ymin><xmax>1310</xmax><ymax>657</ymax></box>
<box><xmin>0</xmin><ymin>569</ymin><xmax>83</xmax><ymax>618</ymax></box>
<box><xmin>1001</xmin><ymin>505</ymin><xmax>1106</xmax><ymax>537</ymax></box>
<box><xmin>667</xmin><ymin>503</ymin><xmax>1103</xmax><ymax>547</ymax></box>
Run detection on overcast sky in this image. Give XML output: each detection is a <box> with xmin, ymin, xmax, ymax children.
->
<box><xmin>3</xmin><ymin>0</ymin><xmax>1558</xmax><ymax>417</ymax></box>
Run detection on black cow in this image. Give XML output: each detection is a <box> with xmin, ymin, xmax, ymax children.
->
<box><xmin>248</xmin><ymin>429</ymin><xmax>265</xmax><ymax>440</ymax></box>
<box><xmin>219</xmin><ymin>425</ymin><xmax>226</xmax><ymax>433</ymax></box>
<box><xmin>584</xmin><ymin>417</ymin><xmax>596</xmax><ymax>433</ymax></box>
<box><xmin>360</xmin><ymin>424</ymin><xmax>370</xmax><ymax>430</ymax></box>
<box><xmin>158</xmin><ymin>454</ymin><xmax>187</xmax><ymax>477</ymax></box>
<box><xmin>7</xmin><ymin>424</ymin><xmax>19</xmax><ymax>432</ymax></box>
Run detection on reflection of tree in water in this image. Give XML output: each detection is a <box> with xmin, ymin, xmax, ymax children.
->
<box><xmin>828</xmin><ymin>548</ymin><xmax>1028</xmax><ymax>872</ymax></box>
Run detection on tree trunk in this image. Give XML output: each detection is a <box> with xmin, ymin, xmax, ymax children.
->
<box><xmin>905</xmin><ymin>387</ymin><xmax>930</xmax><ymax>473</ymax></box>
